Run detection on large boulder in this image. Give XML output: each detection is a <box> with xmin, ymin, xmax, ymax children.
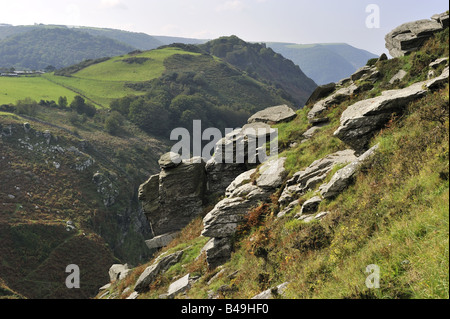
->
<box><xmin>248</xmin><ymin>104</ymin><xmax>296</xmax><ymax>124</ymax></box>
<box><xmin>320</xmin><ymin>145</ymin><xmax>379</xmax><ymax>199</ymax></box>
<box><xmin>109</xmin><ymin>264</ymin><xmax>132</xmax><ymax>282</ymax></box>
<box><xmin>385</xmin><ymin>13</ymin><xmax>448</xmax><ymax>57</ymax></box>
<box><xmin>334</xmin><ymin>81</ymin><xmax>428</xmax><ymax>153</ymax></box>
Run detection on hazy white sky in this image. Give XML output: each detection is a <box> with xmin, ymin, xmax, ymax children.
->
<box><xmin>0</xmin><ymin>0</ymin><xmax>448</xmax><ymax>54</ymax></box>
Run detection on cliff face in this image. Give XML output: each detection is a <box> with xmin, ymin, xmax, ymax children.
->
<box><xmin>100</xmin><ymin>12</ymin><xmax>449</xmax><ymax>300</ymax></box>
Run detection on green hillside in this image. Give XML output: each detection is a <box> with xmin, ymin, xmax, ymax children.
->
<box><xmin>0</xmin><ymin>76</ymin><xmax>77</xmax><ymax>106</ymax></box>
<box><xmin>201</xmin><ymin>36</ymin><xmax>317</xmax><ymax>106</ymax></box>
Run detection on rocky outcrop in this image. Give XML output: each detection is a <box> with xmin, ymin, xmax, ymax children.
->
<box><xmin>385</xmin><ymin>12</ymin><xmax>449</xmax><ymax>57</ymax></box>
<box><xmin>247</xmin><ymin>104</ymin><xmax>296</xmax><ymax>124</ymax></box>
<box><xmin>134</xmin><ymin>251</ymin><xmax>184</xmax><ymax>292</ymax></box>
<box><xmin>307</xmin><ymin>83</ymin><xmax>359</xmax><ymax>124</ymax></box>
<box><xmin>109</xmin><ymin>264</ymin><xmax>132</xmax><ymax>282</ymax></box>
<box><xmin>320</xmin><ymin>144</ymin><xmax>379</xmax><ymax>199</ymax></box>
<box><xmin>334</xmin><ymin>66</ymin><xmax>449</xmax><ymax>153</ymax></box>
<box><xmin>202</xmin><ymin>157</ymin><xmax>287</xmax><ymax>268</ymax></box>
<box><xmin>167</xmin><ymin>273</ymin><xmax>191</xmax><ymax>299</ymax></box>
<box><xmin>278</xmin><ymin>150</ymin><xmax>357</xmax><ymax>208</ymax></box>
<box><xmin>139</xmin><ymin>104</ymin><xmax>289</xmax><ymax>251</ymax></box>
<box><xmin>138</xmin><ymin>156</ymin><xmax>206</xmax><ymax>238</ymax></box>
<box><xmin>306</xmin><ymin>83</ymin><xmax>336</xmax><ymax>106</ymax></box>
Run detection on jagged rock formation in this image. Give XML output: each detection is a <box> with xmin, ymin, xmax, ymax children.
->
<box><xmin>139</xmin><ymin>106</ymin><xmax>293</xmax><ymax>250</ymax></box>
<box><xmin>138</xmin><ymin>156</ymin><xmax>207</xmax><ymax>240</ymax></box>
<box><xmin>334</xmin><ymin>66</ymin><xmax>449</xmax><ymax>153</ymax></box>
<box><xmin>385</xmin><ymin>11</ymin><xmax>449</xmax><ymax>57</ymax></box>
<box><xmin>278</xmin><ymin>150</ymin><xmax>357</xmax><ymax>207</ymax></box>
<box><xmin>202</xmin><ymin>157</ymin><xmax>287</xmax><ymax>268</ymax></box>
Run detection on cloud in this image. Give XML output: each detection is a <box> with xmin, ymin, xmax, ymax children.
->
<box><xmin>99</xmin><ymin>0</ymin><xmax>127</xmax><ymax>9</ymax></box>
<box><xmin>216</xmin><ymin>0</ymin><xmax>246</xmax><ymax>12</ymax></box>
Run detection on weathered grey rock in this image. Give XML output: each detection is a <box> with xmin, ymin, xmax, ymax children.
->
<box><xmin>298</xmin><ymin>211</ymin><xmax>330</xmax><ymax>223</ymax></box>
<box><xmin>320</xmin><ymin>144</ymin><xmax>379</xmax><ymax>199</ymax></box>
<box><xmin>145</xmin><ymin>232</ymin><xmax>180</xmax><ymax>250</ymax></box>
<box><xmin>23</xmin><ymin>122</ymin><xmax>31</xmax><ymax>133</ymax></box>
<box><xmin>336</xmin><ymin>77</ymin><xmax>351</xmax><ymax>87</ymax></box>
<box><xmin>334</xmin><ymin>81</ymin><xmax>428</xmax><ymax>153</ymax></box>
<box><xmin>251</xmin><ymin>282</ymin><xmax>290</xmax><ymax>299</ymax></box>
<box><xmin>378</xmin><ymin>53</ymin><xmax>388</xmax><ymax>62</ymax></box>
<box><xmin>431</xmin><ymin>12</ymin><xmax>449</xmax><ymax>28</ymax></box>
<box><xmin>427</xmin><ymin>66</ymin><xmax>449</xmax><ymax>90</ymax></box>
<box><xmin>140</xmin><ymin>157</ymin><xmax>207</xmax><ymax>237</ymax></box>
<box><xmin>167</xmin><ymin>274</ymin><xmax>190</xmax><ymax>298</ymax></box>
<box><xmin>256</xmin><ymin>157</ymin><xmax>287</xmax><ymax>190</ymax></box>
<box><xmin>277</xmin><ymin>200</ymin><xmax>299</xmax><ymax>218</ymax></box>
<box><xmin>206</xmin><ymin>123</ymin><xmax>276</xmax><ymax>195</ymax></box>
<box><xmin>298</xmin><ymin>196</ymin><xmax>322</xmax><ymax>216</ymax></box>
<box><xmin>126</xmin><ymin>291</ymin><xmax>139</xmax><ymax>299</ymax></box>
<box><xmin>202</xmin><ymin>197</ymin><xmax>254</xmax><ymax>238</ymax></box>
<box><xmin>225</xmin><ymin>169</ymin><xmax>256</xmax><ymax>197</ymax></box>
<box><xmin>429</xmin><ymin>57</ymin><xmax>449</xmax><ymax>69</ymax></box>
<box><xmin>302</xmin><ymin>125</ymin><xmax>323</xmax><ymax>140</ymax></box>
<box><xmin>385</xmin><ymin>13</ymin><xmax>448</xmax><ymax>57</ymax></box>
<box><xmin>278</xmin><ymin>149</ymin><xmax>357</xmax><ymax>206</ymax></box>
<box><xmin>202</xmin><ymin>238</ymin><xmax>232</xmax><ymax>269</ymax></box>
<box><xmin>99</xmin><ymin>283</ymin><xmax>111</xmax><ymax>291</ymax></box>
<box><xmin>305</xmin><ymin>83</ymin><xmax>336</xmax><ymax>106</ymax></box>
<box><xmin>248</xmin><ymin>104</ymin><xmax>296</xmax><ymax>124</ymax></box>
<box><xmin>307</xmin><ymin>84</ymin><xmax>359</xmax><ymax>123</ymax></box>
<box><xmin>109</xmin><ymin>264</ymin><xmax>132</xmax><ymax>282</ymax></box>
<box><xmin>389</xmin><ymin>70</ymin><xmax>408</xmax><ymax>84</ymax></box>
<box><xmin>351</xmin><ymin>66</ymin><xmax>374</xmax><ymax>82</ymax></box>
<box><xmin>134</xmin><ymin>251</ymin><xmax>184</xmax><ymax>292</ymax></box>
<box><xmin>158</xmin><ymin>152</ymin><xmax>182</xmax><ymax>169</ymax></box>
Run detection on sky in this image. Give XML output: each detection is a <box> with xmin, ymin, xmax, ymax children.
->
<box><xmin>0</xmin><ymin>0</ymin><xmax>448</xmax><ymax>55</ymax></box>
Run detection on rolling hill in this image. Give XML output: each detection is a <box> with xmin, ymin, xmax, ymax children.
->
<box><xmin>0</xmin><ymin>23</ymin><xmax>376</xmax><ymax>88</ymax></box>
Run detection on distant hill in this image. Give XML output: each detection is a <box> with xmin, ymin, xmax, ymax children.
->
<box><xmin>200</xmin><ymin>36</ymin><xmax>317</xmax><ymax>107</ymax></box>
<box><xmin>0</xmin><ymin>24</ymin><xmax>376</xmax><ymax>87</ymax></box>
<box><xmin>267</xmin><ymin>42</ymin><xmax>378</xmax><ymax>85</ymax></box>
<box><xmin>0</xmin><ymin>27</ymin><xmax>135</xmax><ymax>70</ymax></box>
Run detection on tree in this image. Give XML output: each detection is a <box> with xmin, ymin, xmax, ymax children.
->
<box><xmin>58</xmin><ymin>96</ymin><xmax>68</xmax><ymax>108</ymax></box>
<box><xmin>104</xmin><ymin>111</ymin><xmax>124</xmax><ymax>135</ymax></box>
<box><xmin>70</xmin><ymin>95</ymin><xmax>96</xmax><ymax>117</ymax></box>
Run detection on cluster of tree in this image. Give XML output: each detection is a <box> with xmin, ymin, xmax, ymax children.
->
<box><xmin>69</xmin><ymin>95</ymin><xmax>96</xmax><ymax>117</ymax></box>
<box><xmin>110</xmin><ymin>53</ymin><xmax>290</xmax><ymax>137</ymax></box>
<box><xmin>0</xmin><ymin>95</ymin><xmax>96</xmax><ymax>118</ymax></box>
<box><xmin>199</xmin><ymin>36</ymin><xmax>317</xmax><ymax>106</ymax></box>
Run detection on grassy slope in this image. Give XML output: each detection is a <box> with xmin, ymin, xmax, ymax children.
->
<box><xmin>0</xmin><ymin>76</ymin><xmax>78</xmax><ymax>106</ymax></box>
<box><xmin>0</xmin><ymin>47</ymin><xmax>201</xmax><ymax>108</ymax></box>
<box><xmin>99</xmin><ymin>29</ymin><xmax>449</xmax><ymax>300</ymax></box>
